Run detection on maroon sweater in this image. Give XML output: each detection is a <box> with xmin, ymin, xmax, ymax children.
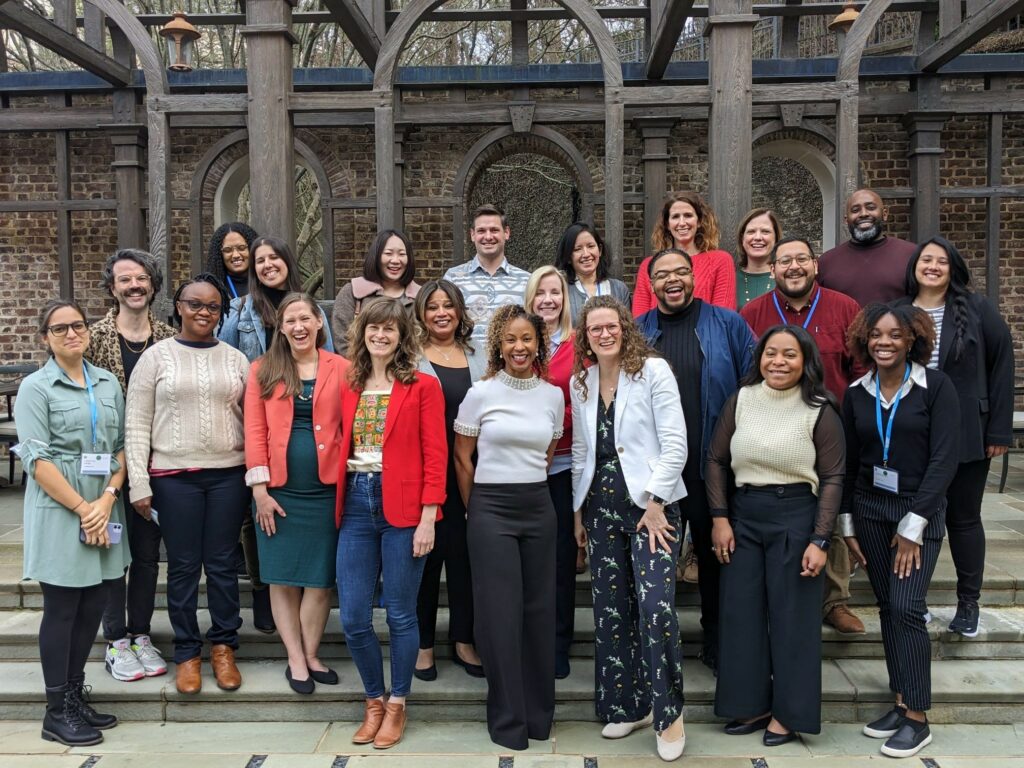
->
<box><xmin>817</xmin><ymin>236</ymin><xmax>916</xmax><ymax>307</ymax></box>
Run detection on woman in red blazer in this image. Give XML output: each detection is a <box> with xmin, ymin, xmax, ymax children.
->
<box><xmin>335</xmin><ymin>297</ymin><xmax>447</xmax><ymax>750</ymax></box>
<box><xmin>243</xmin><ymin>293</ymin><xmax>348</xmax><ymax>695</ymax></box>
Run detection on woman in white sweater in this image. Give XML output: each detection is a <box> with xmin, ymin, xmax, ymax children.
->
<box><xmin>125</xmin><ymin>274</ymin><xmax>250</xmax><ymax>696</ymax></box>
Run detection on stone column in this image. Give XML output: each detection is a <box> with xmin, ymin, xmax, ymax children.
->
<box><xmin>635</xmin><ymin>117</ymin><xmax>676</xmax><ymax>249</ymax></box>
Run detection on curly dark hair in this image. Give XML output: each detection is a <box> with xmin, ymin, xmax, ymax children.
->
<box><xmin>483</xmin><ymin>304</ymin><xmax>549</xmax><ymax>380</ymax></box>
<box><xmin>171</xmin><ymin>273</ymin><xmax>231</xmax><ymax>332</ymax></box>
<box><xmin>905</xmin><ymin>236</ymin><xmax>972</xmax><ymax>363</ymax></box>
<box><xmin>101</xmin><ymin>248</ymin><xmax>164</xmax><ymax>305</ymax></box>
<box><xmin>847</xmin><ymin>302</ymin><xmax>935</xmax><ymax>369</ymax></box>
<box><xmin>346</xmin><ymin>297</ymin><xmax>421</xmax><ymax>389</ymax></box>
<box><xmin>554</xmin><ymin>222</ymin><xmax>610</xmax><ymax>285</ymax></box>
<box><xmin>740</xmin><ymin>325</ymin><xmax>838</xmax><ymax>411</ymax></box>
<box><xmin>415</xmin><ymin>279</ymin><xmax>475</xmax><ymax>351</ymax></box>
<box><xmin>206</xmin><ymin>221</ymin><xmax>259</xmax><ymax>283</ymax></box>
<box><xmin>572</xmin><ymin>296</ymin><xmax>655</xmax><ymax>401</ymax></box>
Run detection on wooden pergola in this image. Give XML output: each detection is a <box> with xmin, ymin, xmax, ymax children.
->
<box><xmin>2</xmin><ymin>0</ymin><xmax>1023</xmax><ymax>319</ymax></box>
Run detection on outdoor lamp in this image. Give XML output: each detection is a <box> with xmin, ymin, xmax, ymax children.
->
<box><xmin>827</xmin><ymin>2</ymin><xmax>861</xmax><ymax>34</ymax></box>
<box><xmin>160</xmin><ymin>12</ymin><xmax>202</xmax><ymax>72</ymax></box>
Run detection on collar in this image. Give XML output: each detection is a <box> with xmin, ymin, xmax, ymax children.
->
<box><xmin>42</xmin><ymin>357</ymin><xmax>114</xmax><ymax>389</ymax></box>
<box><xmin>773</xmin><ymin>286</ymin><xmax>819</xmax><ymax>314</ymax></box>
<box><xmin>470</xmin><ymin>255</ymin><xmax>511</xmax><ymax>275</ymax></box>
<box><xmin>854</xmin><ymin>361</ymin><xmax>928</xmax><ymax>407</ymax></box>
<box><xmin>351</xmin><ymin>276</ymin><xmax>419</xmax><ymax>301</ymax></box>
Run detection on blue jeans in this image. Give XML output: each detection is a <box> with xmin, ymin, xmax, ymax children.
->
<box><xmin>337</xmin><ymin>472</ymin><xmax>426</xmax><ymax>698</ymax></box>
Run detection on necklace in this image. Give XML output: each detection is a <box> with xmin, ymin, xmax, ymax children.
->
<box><xmin>120</xmin><ymin>334</ymin><xmax>150</xmax><ymax>354</ymax></box>
<box><xmin>295</xmin><ymin>356</ymin><xmax>318</xmax><ymax>400</ymax></box>
<box><xmin>431</xmin><ymin>342</ymin><xmax>456</xmax><ymax>363</ymax></box>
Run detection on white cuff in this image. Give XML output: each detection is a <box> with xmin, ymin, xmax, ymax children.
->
<box><xmin>552</xmin><ymin>426</ymin><xmax>564</xmax><ymax>440</ymax></box>
<box><xmin>836</xmin><ymin>513</ymin><xmax>855</xmax><ymax>538</ymax></box>
<box><xmin>896</xmin><ymin>512</ymin><xmax>929</xmax><ymax>545</ymax></box>
<box><xmin>453</xmin><ymin>421</ymin><xmax>480</xmax><ymax>437</ymax></box>
<box><xmin>245</xmin><ymin>466</ymin><xmax>271</xmax><ymax>487</ymax></box>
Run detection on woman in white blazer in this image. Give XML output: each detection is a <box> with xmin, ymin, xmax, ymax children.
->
<box><xmin>570</xmin><ymin>295</ymin><xmax>688</xmax><ymax>762</ymax></box>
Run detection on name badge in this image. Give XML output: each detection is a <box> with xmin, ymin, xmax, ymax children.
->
<box><xmin>873</xmin><ymin>465</ymin><xmax>899</xmax><ymax>494</ymax></box>
<box><xmin>81</xmin><ymin>453</ymin><xmax>112</xmax><ymax>476</ymax></box>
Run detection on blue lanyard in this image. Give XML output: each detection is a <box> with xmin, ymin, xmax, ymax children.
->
<box><xmin>874</xmin><ymin>364</ymin><xmax>911</xmax><ymax>467</ymax></box>
<box><xmin>226</xmin><ymin>275</ymin><xmax>239</xmax><ymax>299</ymax></box>
<box><xmin>772</xmin><ymin>288</ymin><xmax>821</xmax><ymax>330</ymax></box>
<box><xmin>83</xmin><ymin>367</ymin><xmax>99</xmax><ymax>449</ymax></box>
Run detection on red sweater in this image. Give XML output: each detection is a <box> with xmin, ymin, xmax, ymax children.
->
<box><xmin>546</xmin><ymin>333</ymin><xmax>575</xmax><ymax>458</ymax></box>
<box><xmin>632</xmin><ymin>249</ymin><xmax>737</xmax><ymax>316</ymax></box>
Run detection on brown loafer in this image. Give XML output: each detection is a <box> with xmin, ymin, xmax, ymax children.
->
<box><xmin>210</xmin><ymin>644</ymin><xmax>242</xmax><ymax>690</ymax></box>
<box><xmin>175</xmin><ymin>657</ymin><xmax>202</xmax><ymax>694</ymax></box>
<box><xmin>824</xmin><ymin>604</ymin><xmax>866</xmax><ymax>635</ymax></box>
<box><xmin>352</xmin><ymin>698</ymin><xmax>386</xmax><ymax>744</ymax></box>
<box><xmin>373</xmin><ymin>700</ymin><xmax>407</xmax><ymax>749</ymax></box>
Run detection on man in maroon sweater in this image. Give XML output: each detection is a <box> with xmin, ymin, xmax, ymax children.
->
<box><xmin>741</xmin><ymin>236</ymin><xmax>866</xmax><ymax>636</ymax></box>
<box><xmin>818</xmin><ymin>188</ymin><xmax>916</xmax><ymax>306</ymax></box>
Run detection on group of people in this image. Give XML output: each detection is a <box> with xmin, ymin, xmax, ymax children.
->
<box><xmin>15</xmin><ymin>189</ymin><xmax>1013</xmax><ymax>762</ymax></box>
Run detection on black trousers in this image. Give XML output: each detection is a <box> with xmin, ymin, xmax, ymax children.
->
<box><xmin>856</xmin><ymin>490</ymin><xmax>944</xmax><ymax>712</ymax></box>
<box><xmin>151</xmin><ymin>466</ymin><xmax>248</xmax><ymax>663</ymax></box>
<box><xmin>679</xmin><ymin>458</ymin><xmax>719</xmax><ymax>651</ymax></box>
<box><xmin>549</xmin><ymin>469</ymin><xmax>576</xmax><ymax>663</ymax></box>
<box><xmin>40</xmin><ymin>580</ymin><xmax>113</xmax><ymax>688</ymax></box>
<box><xmin>240</xmin><ymin>512</ymin><xmax>265</xmax><ymax>589</ymax></box>
<box><xmin>716</xmin><ymin>485</ymin><xmax>824</xmax><ymax>734</ymax></box>
<box><xmin>946</xmin><ymin>458</ymin><xmax>990</xmax><ymax>603</ymax></box>
<box><xmin>467</xmin><ymin>482</ymin><xmax>555</xmax><ymax>751</ymax></box>
<box><xmin>102</xmin><ymin>482</ymin><xmax>162</xmax><ymax>640</ymax></box>
<box><xmin>416</xmin><ymin>486</ymin><xmax>474</xmax><ymax>648</ymax></box>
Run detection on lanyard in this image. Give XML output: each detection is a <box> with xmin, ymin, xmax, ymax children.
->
<box><xmin>773</xmin><ymin>288</ymin><xmax>821</xmax><ymax>330</ymax></box>
<box><xmin>83</xmin><ymin>367</ymin><xmax>99</xmax><ymax>449</ymax></box>
<box><xmin>226</xmin><ymin>275</ymin><xmax>239</xmax><ymax>299</ymax></box>
<box><xmin>874</xmin><ymin>364</ymin><xmax>911</xmax><ymax>467</ymax></box>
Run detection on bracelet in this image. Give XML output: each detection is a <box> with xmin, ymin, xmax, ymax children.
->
<box><xmin>72</xmin><ymin>499</ymin><xmax>88</xmax><ymax>513</ymax></box>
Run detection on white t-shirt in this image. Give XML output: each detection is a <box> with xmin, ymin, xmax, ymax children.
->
<box><xmin>454</xmin><ymin>370</ymin><xmax>565</xmax><ymax>484</ymax></box>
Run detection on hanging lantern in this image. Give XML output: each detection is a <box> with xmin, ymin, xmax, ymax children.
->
<box><xmin>159</xmin><ymin>12</ymin><xmax>202</xmax><ymax>72</ymax></box>
<box><xmin>827</xmin><ymin>2</ymin><xmax>861</xmax><ymax>34</ymax></box>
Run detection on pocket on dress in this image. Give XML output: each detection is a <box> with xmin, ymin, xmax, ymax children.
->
<box><xmin>49</xmin><ymin>399</ymin><xmax>83</xmax><ymax>434</ymax></box>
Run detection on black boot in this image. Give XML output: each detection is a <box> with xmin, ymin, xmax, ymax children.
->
<box><xmin>41</xmin><ymin>684</ymin><xmax>103</xmax><ymax>746</ymax></box>
<box><xmin>252</xmin><ymin>586</ymin><xmax>276</xmax><ymax>634</ymax></box>
<box><xmin>68</xmin><ymin>674</ymin><xmax>118</xmax><ymax>729</ymax></box>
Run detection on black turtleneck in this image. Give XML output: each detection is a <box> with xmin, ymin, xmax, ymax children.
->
<box><xmin>656</xmin><ymin>298</ymin><xmax>704</xmax><ymax>462</ymax></box>
<box><xmin>224</xmin><ymin>271</ymin><xmax>249</xmax><ymax>299</ymax></box>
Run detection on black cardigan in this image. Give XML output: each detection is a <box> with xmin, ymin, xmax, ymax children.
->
<box><xmin>894</xmin><ymin>293</ymin><xmax>1014</xmax><ymax>463</ymax></box>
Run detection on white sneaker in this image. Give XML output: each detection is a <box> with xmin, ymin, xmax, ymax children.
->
<box><xmin>602</xmin><ymin>712</ymin><xmax>653</xmax><ymax>739</ymax></box>
<box><xmin>130</xmin><ymin>635</ymin><xmax>168</xmax><ymax>677</ymax></box>
<box><xmin>104</xmin><ymin>638</ymin><xmax>145</xmax><ymax>682</ymax></box>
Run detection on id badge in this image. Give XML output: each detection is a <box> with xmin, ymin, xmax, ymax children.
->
<box><xmin>873</xmin><ymin>464</ymin><xmax>899</xmax><ymax>493</ymax></box>
<box><xmin>80</xmin><ymin>453</ymin><xmax>112</xmax><ymax>476</ymax></box>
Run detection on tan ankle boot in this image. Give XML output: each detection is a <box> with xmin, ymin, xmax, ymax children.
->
<box><xmin>373</xmin><ymin>700</ymin><xmax>407</xmax><ymax>749</ymax></box>
<box><xmin>352</xmin><ymin>698</ymin><xmax>386</xmax><ymax>744</ymax></box>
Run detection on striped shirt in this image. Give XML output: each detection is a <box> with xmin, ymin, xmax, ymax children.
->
<box><xmin>443</xmin><ymin>255</ymin><xmax>530</xmax><ymax>343</ymax></box>
<box><xmin>917</xmin><ymin>304</ymin><xmax>944</xmax><ymax>368</ymax></box>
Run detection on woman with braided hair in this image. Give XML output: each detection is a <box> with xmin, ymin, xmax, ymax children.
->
<box><xmin>894</xmin><ymin>237</ymin><xmax>1014</xmax><ymax>638</ymax></box>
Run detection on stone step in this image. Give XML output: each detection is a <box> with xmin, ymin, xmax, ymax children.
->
<box><xmin>1</xmin><ymin>656</ymin><xmax>1023</xmax><ymax>725</ymax></box>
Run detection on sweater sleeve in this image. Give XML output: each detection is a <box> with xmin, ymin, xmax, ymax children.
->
<box><xmin>124</xmin><ymin>348</ymin><xmax>158</xmax><ymax>502</ymax></box>
<box><xmin>980</xmin><ymin>296</ymin><xmax>1015</xmax><ymax>447</ymax></box>
<box><xmin>632</xmin><ymin>257</ymin><xmax>654</xmax><ymax>317</ymax></box>
<box><xmin>811</xmin><ymin>405</ymin><xmax>845</xmax><ymax>539</ymax></box>
<box><xmin>705</xmin><ymin>391</ymin><xmax>738</xmax><ymax>516</ymax></box>
<box><xmin>453</xmin><ymin>382</ymin><xmax>483</xmax><ymax>436</ymax></box>
<box><xmin>836</xmin><ymin>390</ymin><xmax>861</xmax><ymax>537</ymax></box>
<box><xmin>708</xmin><ymin>251</ymin><xmax>737</xmax><ymax>311</ymax></box>
<box><xmin>612</xmin><ymin>279</ymin><xmax>633</xmax><ymax>311</ymax></box>
<box><xmin>331</xmin><ymin>283</ymin><xmax>356</xmax><ymax>358</ymax></box>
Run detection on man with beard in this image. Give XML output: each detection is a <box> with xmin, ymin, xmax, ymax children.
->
<box><xmin>818</xmin><ymin>188</ymin><xmax>916</xmax><ymax>306</ymax></box>
<box><xmin>637</xmin><ymin>247</ymin><xmax>755</xmax><ymax>675</ymax></box>
<box><xmin>86</xmin><ymin>249</ymin><xmax>175</xmax><ymax>682</ymax></box>
<box><xmin>740</xmin><ymin>236</ymin><xmax>866</xmax><ymax>636</ymax></box>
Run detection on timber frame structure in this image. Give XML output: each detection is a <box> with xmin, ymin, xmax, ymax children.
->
<box><xmin>2</xmin><ymin>0</ymin><xmax>1024</xmax><ymax>321</ymax></box>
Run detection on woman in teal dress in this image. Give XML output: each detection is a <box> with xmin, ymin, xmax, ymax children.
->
<box><xmin>15</xmin><ymin>299</ymin><xmax>130</xmax><ymax>746</ymax></box>
<box><xmin>244</xmin><ymin>293</ymin><xmax>348</xmax><ymax>693</ymax></box>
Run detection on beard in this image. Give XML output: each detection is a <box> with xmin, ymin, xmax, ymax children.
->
<box><xmin>849</xmin><ymin>218</ymin><xmax>883</xmax><ymax>243</ymax></box>
<box><xmin>777</xmin><ymin>275</ymin><xmax>815</xmax><ymax>299</ymax></box>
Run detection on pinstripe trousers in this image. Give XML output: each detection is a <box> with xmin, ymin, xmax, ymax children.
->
<box><xmin>854</xmin><ymin>490</ymin><xmax>945</xmax><ymax>712</ymax></box>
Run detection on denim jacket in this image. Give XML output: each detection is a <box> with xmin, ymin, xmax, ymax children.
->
<box><xmin>637</xmin><ymin>301</ymin><xmax>755</xmax><ymax>476</ymax></box>
<box><xmin>218</xmin><ymin>296</ymin><xmax>335</xmax><ymax>362</ymax></box>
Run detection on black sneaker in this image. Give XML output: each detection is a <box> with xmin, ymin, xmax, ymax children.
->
<box><xmin>881</xmin><ymin>719</ymin><xmax>931</xmax><ymax>758</ymax></box>
<box><xmin>862</xmin><ymin>705</ymin><xmax>907</xmax><ymax>738</ymax></box>
<box><xmin>948</xmin><ymin>600</ymin><xmax>980</xmax><ymax>638</ymax></box>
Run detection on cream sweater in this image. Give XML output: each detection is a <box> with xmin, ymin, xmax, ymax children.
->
<box><xmin>125</xmin><ymin>338</ymin><xmax>249</xmax><ymax>501</ymax></box>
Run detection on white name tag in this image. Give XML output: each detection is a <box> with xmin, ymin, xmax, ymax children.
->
<box><xmin>81</xmin><ymin>453</ymin><xmax>112</xmax><ymax>476</ymax></box>
<box><xmin>873</xmin><ymin>465</ymin><xmax>899</xmax><ymax>493</ymax></box>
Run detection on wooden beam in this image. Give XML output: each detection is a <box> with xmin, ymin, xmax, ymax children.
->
<box><xmin>375</xmin><ymin>103</ymin><xmax>396</xmax><ymax>229</ymax></box>
<box><xmin>985</xmin><ymin>78</ymin><xmax>1005</xmax><ymax>305</ymax></box>
<box><xmin>0</xmin><ymin>0</ymin><xmax>129</xmax><ymax>86</ymax></box>
<box><xmin>917</xmin><ymin>0</ymin><xmax>1024</xmax><ymax>72</ymax></box>
<box><xmin>646</xmin><ymin>1</ymin><xmax>695</xmax><ymax>80</ymax></box>
<box><xmin>510</xmin><ymin>0</ymin><xmax>528</xmax><ymax>66</ymax></box>
<box><xmin>604</xmin><ymin>101</ymin><xmax>625</xmax><ymax>278</ymax></box>
<box><xmin>321</xmin><ymin>0</ymin><xmax>380</xmax><ymax>69</ymax></box>
<box><xmin>779</xmin><ymin>0</ymin><xmax>802</xmax><ymax>58</ymax></box>
<box><xmin>903</xmin><ymin>80</ymin><xmax>947</xmax><ymax>242</ymax></box>
<box><xmin>55</xmin><ymin>131</ymin><xmax>73</xmax><ymax>299</ymax></box>
<box><xmin>938</xmin><ymin>0</ymin><xmax>960</xmax><ymax>37</ymax></box>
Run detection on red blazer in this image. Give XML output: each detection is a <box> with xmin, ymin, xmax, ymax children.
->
<box><xmin>244</xmin><ymin>350</ymin><xmax>349</xmax><ymax>488</ymax></box>
<box><xmin>335</xmin><ymin>373</ymin><xmax>447</xmax><ymax>529</ymax></box>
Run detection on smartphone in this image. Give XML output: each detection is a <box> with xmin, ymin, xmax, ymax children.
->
<box><xmin>150</xmin><ymin>509</ymin><xmax>159</xmax><ymax>526</ymax></box>
<box><xmin>80</xmin><ymin>522</ymin><xmax>123</xmax><ymax>544</ymax></box>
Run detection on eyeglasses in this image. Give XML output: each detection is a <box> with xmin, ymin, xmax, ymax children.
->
<box><xmin>46</xmin><ymin>321</ymin><xmax>89</xmax><ymax>337</ymax></box>
<box><xmin>221</xmin><ymin>245</ymin><xmax>249</xmax><ymax>256</ymax></box>
<box><xmin>178</xmin><ymin>299</ymin><xmax>223</xmax><ymax>314</ymax></box>
<box><xmin>774</xmin><ymin>255</ymin><xmax>815</xmax><ymax>268</ymax></box>
<box><xmin>114</xmin><ymin>274</ymin><xmax>151</xmax><ymax>287</ymax></box>
<box><xmin>586</xmin><ymin>323</ymin><xmax>621</xmax><ymax>338</ymax></box>
<box><xmin>652</xmin><ymin>267</ymin><xmax>693</xmax><ymax>282</ymax></box>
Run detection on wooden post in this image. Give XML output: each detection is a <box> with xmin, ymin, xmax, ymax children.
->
<box><xmin>55</xmin><ymin>129</ymin><xmax>73</xmax><ymax>299</ymax></box>
<box><xmin>985</xmin><ymin>77</ymin><xmax>1005</xmax><ymax>305</ymax></box>
<box><xmin>903</xmin><ymin>112</ymin><xmax>948</xmax><ymax>244</ymax></box>
<box><xmin>110</xmin><ymin>128</ymin><xmax>147</xmax><ymax>249</ymax></box>
<box><xmin>938</xmin><ymin>0</ymin><xmax>960</xmax><ymax>36</ymax></box>
<box><xmin>604</xmin><ymin>101</ymin><xmax>625</xmax><ymax>278</ymax></box>
<box><xmin>511</xmin><ymin>0</ymin><xmax>528</xmax><ymax>65</ymax></box>
<box><xmin>242</xmin><ymin>0</ymin><xmax>297</xmax><ymax>246</ymax></box>
<box><xmin>706</xmin><ymin>0</ymin><xmax>757</xmax><ymax>256</ymax></box>
<box><xmin>375</xmin><ymin>101</ymin><xmax>396</xmax><ymax>230</ymax></box>
<box><xmin>635</xmin><ymin>117</ymin><xmax>675</xmax><ymax>250</ymax></box>
<box><xmin>834</xmin><ymin>91</ymin><xmax>859</xmax><ymax>245</ymax></box>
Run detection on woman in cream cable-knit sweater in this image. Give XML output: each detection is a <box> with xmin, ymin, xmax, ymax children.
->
<box><xmin>125</xmin><ymin>274</ymin><xmax>250</xmax><ymax>696</ymax></box>
<box><xmin>705</xmin><ymin>324</ymin><xmax>845</xmax><ymax>747</ymax></box>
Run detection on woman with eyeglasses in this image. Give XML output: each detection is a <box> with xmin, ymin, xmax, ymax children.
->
<box><xmin>16</xmin><ymin>300</ymin><xmax>129</xmax><ymax>746</ymax></box>
<box><xmin>206</xmin><ymin>222</ymin><xmax>259</xmax><ymax>300</ymax></box>
<box><xmin>126</xmin><ymin>274</ymin><xmax>251</xmax><ymax>697</ymax></box>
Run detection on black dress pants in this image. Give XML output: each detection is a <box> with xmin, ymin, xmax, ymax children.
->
<box><xmin>945</xmin><ymin>458</ymin><xmax>990</xmax><ymax>603</ymax></box>
<box><xmin>39</xmin><ymin>580</ymin><xmax>113</xmax><ymax>688</ymax></box>
<box><xmin>467</xmin><ymin>482</ymin><xmax>555</xmax><ymax>751</ymax></box>
<box><xmin>679</xmin><ymin>458</ymin><xmax>719</xmax><ymax>652</ymax></box>
<box><xmin>416</xmin><ymin>488</ymin><xmax>474</xmax><ymax>648</ymax></box>
<box><xmin>102</xmin><ymin>482</ymin><xmax>162</xmax><ymax>640</ymax></box>
<box><xmin>548</xmin><ymin>469</ymin><xmax>576</xmax><ymax>664</ymax></box>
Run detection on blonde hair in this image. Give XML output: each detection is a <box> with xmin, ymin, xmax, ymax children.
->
<box><xmin>524</xmin><ymin>265</ymin><xmax>572</xmax><ymax>341</ymax></box>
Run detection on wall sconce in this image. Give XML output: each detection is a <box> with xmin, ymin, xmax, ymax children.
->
<box><xmin>160</xmin><ymin>12</ymin><xmax>202</xmax><ymax>72</ymax></box>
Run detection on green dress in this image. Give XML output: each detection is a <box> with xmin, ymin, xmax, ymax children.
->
<box><xmin>15</xmin><ymin>358</ymin><xmax>130</xmax><ymax>587</ymax></box>
<box><xmin>254</xmin><ymin>379</ymin><xmax>338</xmax><ymax>587</ymax></box>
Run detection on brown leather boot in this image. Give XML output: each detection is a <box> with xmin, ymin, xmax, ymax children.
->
<box><xmin>210</xmin><ymin>645</ymin><xmax>242</xmax><ymax>690</ymax></box>
<box><xmin>352</xmin><ymin>698</ymin><xmax>386</xmax><ymax>744</ymax></box>
<box><xmin>373</xmin><ymin>700</ymin><xmax>407</xmax><ymax>749</ymax></box>
<box><xmin>824</xmin><ymin>604</ymin><xmax>866</xmax><ymax>635</ymax></box>
<box><xmin>175</xmin><ymin>657</ymin><xmax>202</xmax><ymax>695</ymax></box>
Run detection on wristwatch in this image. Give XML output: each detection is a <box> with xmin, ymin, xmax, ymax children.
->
<box><xmin>104</xmin><ymin>486</ymin><xmax>121</xmax><ymax>500</ymax></box>
<box><xmin>809</xmin><ymin>536</ymin><xmax>831</xmax><ymax>551</ymax></box>
<box><xmin>650</xmin><ymin>494</ymin><xmax>667</xmax><ymax>506</ymax></box>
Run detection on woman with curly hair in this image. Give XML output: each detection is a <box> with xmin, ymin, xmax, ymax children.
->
<box><xmin>838</xmin><ymin>303</ymin><xmax>959</xmax><ymax>759</ymax></box>
<box><xmin>334</xmin><ymin>298</ymin><xmax>447</xmax><ymax>750</ymax></box>
<box><xmin>632</xmin><ymin>192</ymin><xmax>737</xmax><ymax>315</ymax></box>
<box><xmin>453</xmin><ymin>304</ymin><xmax>565</xmax><ymax>751</ymax></box>
<box><xmin>206</xmin><ymin>222</ymin><xmax>259</xmax><ymax>300</ymax></box>
<box><xmin>570</xmin><ymin>295</ymin><xmax>688</xmax><ymax>761</ymax></box>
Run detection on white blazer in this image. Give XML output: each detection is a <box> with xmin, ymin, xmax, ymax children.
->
<box><xmin>571</xmin><ymin>357</ymin><xmax>688</xmax><ymax>512</ymax></box>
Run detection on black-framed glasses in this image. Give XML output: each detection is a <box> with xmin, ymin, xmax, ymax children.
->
<box><xmin>46</xmin><ymin>321</ymin><xmax>89</xmax><ymax>337</ymax></box>
<box><xmin>178</xmin><ymin>299</ymin><xmax>223</xmax><ymax>314</ymax></box>
<box><xmin>652</xmin><ymin>267</ymin><xmax>693</xmax><ymax>282</ymax></box>
<box><xmin>774</xmin><ymin>255</ymin><xmax>815</xmax><ymax>268</ymax></box>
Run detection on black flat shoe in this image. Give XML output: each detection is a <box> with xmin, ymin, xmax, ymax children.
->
<box><xmin>555</xmin><ymin>656</ymin><xmax>570</xmax><ymax>680</ymax></box>
<box><xmin>724</xmin><ymin>715</ymin><xmax>771</xmax><ymax>735</ymax></box>
<box><xmin>285</xmin><ymin>666</ymin><xmax>314</xmax><ymax>695</ymax></box>
<box><xmin>413</xmin><ymin>664</ymin><xmax>437</xmax><ymax>682</ymax></box>
<box><xmin>452</xmin><ymin>652</ymin><xmax>485</xmax><ymax>678</ymax></box>
<box><xmin>252</xmin><ymin>588</ymin><xmax>276</xmax><ymax>634</ymax></box>
<box><xmin>763</xmin><ymin>729</ymin><xmax>799</xmax><ymax>747</ymax></box>
<box><xmin>309</xmin><ymin>667</ymin><xmax>338</xmax><ymax>685</ymax></box>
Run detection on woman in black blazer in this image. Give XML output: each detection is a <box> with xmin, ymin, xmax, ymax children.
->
<box><xmin>897</xmin><ymin>237</ymin><xmax>1014</xmax><ymax>637</ymax></box>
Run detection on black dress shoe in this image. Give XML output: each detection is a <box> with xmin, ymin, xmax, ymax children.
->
<box><xmin>309</xmin><ymin>667</ymin><xmax>338</xmax><ymax>685</ymax></box>
<box><xmin>724</xmin><ymin>715</ymin><xmax>771</xmax><ymax>735</ymax></box>
<box><xmin>763</xmin><ymin>729</ymin><xmax>799</xmax><ymax>747</ymax></box>
<box><xmin>252</xmin><ymin>588</ymin><xmax>276</xmax><ymax>634</ymax></box>
<box><xmin>285</xmin><ymin>666</ymin><xmax>314</xmax><ymax>695</ymax></box>
<box><xmin>452</xmin><ymin>652</ymin><xmax>485</xmax><ymax>678</ymax></box>
<box><xmin>555</xmin><ymin>656</ymin><xmax>570</xmax><ymax>680</ymax></box>
<box><xmin>413</xmin><ymin>664</ymin><xmax>437</xmax><ymax>682</ymax></box>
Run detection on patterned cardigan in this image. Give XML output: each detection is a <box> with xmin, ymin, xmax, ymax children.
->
<box><xmin>85</xmin><ymin>307</ymin><xmax>177</xmax><ymax>393</ymax></box>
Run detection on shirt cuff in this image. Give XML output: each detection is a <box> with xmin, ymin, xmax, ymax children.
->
<box><xmin>897</xmin><ymin>512</ymin><xmax>929</xmax><ymax>545</ymax></box>
<box><xmin>245</xmin><ymin>466</ymin><xmax>270</xmax><ymax>487</ymax></box>
<box><xmin>836</xmin><ymin>513</ymin><xmax>855</xmax><ymax>538</ymax></box>
<box><xmin>453</xmin><ymin>421</ymin><xmax>480</xmax><ymax>437</ymax></box>
<box><xmin>710</xmin><ymin>508</ymin><xmax>729</xmax><ymax>518</ymax></box>
<box><xmin>552</xmin><ymin>426</ymin><xmax>564</xmax><ymax>440</ymax></box>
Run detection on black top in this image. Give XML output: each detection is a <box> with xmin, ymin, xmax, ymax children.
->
<box><xmin>840</xmin><ymin>366</ymin><xmax>960</xmax><ymax>521</ymax></box>
<box><xmin>224</xmin><ymin>272</ymin><xmax>249</xmax><ymax>300</ymax></box>
<box><xmin>431</xmin><ymin>362</ymin><xmax>474</xmax><ymax>510</ymax></box>
<box><xmin>174</xmin><ymin>338</ymin><xmax>219</xmax><ymax>349</ymax></box>
<box><xmin>656</xmin><ymin>299</ymin><xmax>703</xmax><ymax>464</ymax></box>
<box><xmin>118</xmin><ymin>333</ymin><xmax>153</xmax><ymax>387</ymax></box>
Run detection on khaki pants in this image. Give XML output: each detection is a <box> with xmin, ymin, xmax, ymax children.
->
<box><xmin>822</xmin><ymin>531</ymin><xmax>852</xmax><ymax>617</ymax></box>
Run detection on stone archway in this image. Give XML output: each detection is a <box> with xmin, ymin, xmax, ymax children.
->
<box><xmin>752</xmin><ymin>136</ymin><xmax>837</xmax><ymax>249</ymax></box>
